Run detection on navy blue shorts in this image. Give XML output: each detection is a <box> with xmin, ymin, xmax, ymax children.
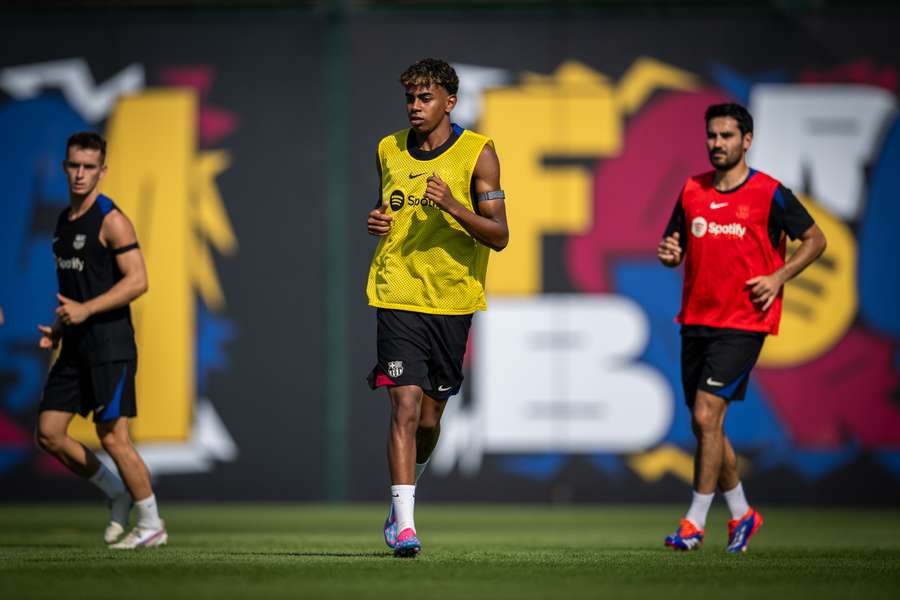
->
<box><xmin>40</xmin><ymin>355</ymin><xmax>137</xmax><ymax>422</ymax></box>
<box><xmin>681</xmin><ymin>329</ymin><xmax>765</xmax><ymax>405</ymax></box>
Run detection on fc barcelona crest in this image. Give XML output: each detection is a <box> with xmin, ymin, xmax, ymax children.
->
<box><xmin>73</xmin><ymin>234</ymin><xmax>86</xmax><ymax>250</ymax></box>
<box><xmin>388</xmin><ymin>360</ymin><xmax>404</xmax><ymax>378</ymax></box>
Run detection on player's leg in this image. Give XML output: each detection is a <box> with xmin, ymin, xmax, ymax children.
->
<box><xmin>709</xmin><ymin>334</ymin><xmax>765</xmax><ymax>553</ymax></box>
<box><xmin>718</xmin><ymin>435</ymin><xmax>740</xmax><ymax>492</ymax></box>
<box><xmin>98</xmin><ymin>417</ymin><xmax>166</xmax><ymax>549</ymax></box>
<box><xmin>412</xmin><ymin>312</ymin><xmax>472</xmax><ymax>486</ymax></box>
<box><xmin>665</xmin><ymin>335</ymin><xmax>709</xmax><ymax>550</ymax></box>
<box><xmin>720</xmin><ymin>435</ymin><xmax>750</xmax><ymax>529</ymax></box>
<box><xmin>35</xmin><ymin>409</ymin><xmax>100</xmax><ymax>477</ymax></box>
<box><xmin>415</xmin><ymin>392</ymin><xmax>447</xmax><ymax>480</ymax></box>
<box><xmin>96</xmin><ymin>417</ymin><xmax>152</xmax><ymax>504</ymax></box>
<box><xmin>387</xmin><ymin>384</ymin><xmax>423</xmax><ymax>556</ymax></box>
<box><xmin>387</xmin><ymin>390</ymin><xmax>451</xmax><ymax>558</ymax></box>
<box><xmin>37</xmin><ymin>359</ymin><xmax>132</xmax><ymax>543</ymax></box>
<box><xmin>720</xmin><ymin>433</ymin><xmax>763</xmax><ymax>552</ymax></box>
<box><xmin>36</xmin><ymin>359</ymin><xmax>104</xmax><ymax>476</ymax></box>
<box><xmin>692</xmin><ymin>332</ymin><xmax>765</xmax><ymax>552</ymax></box>
<box><xmin>719</xmin><ymin>431</ymin><xmax>763</xmax><ymax>553</ymax></box>
<box><xmin>367</xmin><ymin>309</ymin><xmax>431</xmax><ymax>554</ymax></box>
<box><xmin>692</xmin><ymin>390</ymin><xmax>728</xmax><ymax>493</ymax></box>
<box><xmin>89</xmin><ymin>361</ymin><xmax>165</xmax><ymax>549</ymax></box>
<box><xmin>690</xmin><ymin>389</ymin><xmax>728</xmax><ymax>510</ymax></box>
<box><xmin>665</xmin><ymin>389</ymin><xmax>726</xmax><ymax>551</ymax></box>
<box><xmin>388</xmin><ymin>384</ymin><xmax>423</xmax><ymax>485</ymax></box>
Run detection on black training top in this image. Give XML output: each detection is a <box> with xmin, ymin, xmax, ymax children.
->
<box><xmin>53</xmin><ymin>195</ymin><xmax>137</xmax><ymax>364</ymax></box>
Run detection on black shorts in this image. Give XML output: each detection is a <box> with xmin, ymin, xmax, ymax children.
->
<box><xmin>39</xmin><ymin>355</ymin><xmax>137</xmax><ymax>422</ymax></box>
<box><xmin>367</xmin><ymin>308</ymin><xmax>473</xmax><ymax>400</ymax></box>
<box><xmin>681</xmin><ymin>328</ymin><xmax>765</xmax><ymax>405</ymax></box>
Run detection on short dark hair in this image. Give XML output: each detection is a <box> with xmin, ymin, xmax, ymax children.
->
<box><xmin>705</xmin><ymin>103</ymin><xmax>753</xmax><ymax>136</ymax></box>
<box><xmin>66</xmin><ymin>131</ymin><xmax>107</xmax><ymax>162</ymax></box>
<box><xmin>400</xmin><ymin>58</ymin><xmax>459</xmax><ymax>95</ymax></box>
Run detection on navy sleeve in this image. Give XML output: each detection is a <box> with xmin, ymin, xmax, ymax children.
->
<box><xmin>768</xmin><ymin>184</ymin><xmax>815</xmax><ymax>248</ymax></box>
<box><xmin>663</xmin><ymin>190</ymin><xmax>687</xmax><ymax>252</ymax></box>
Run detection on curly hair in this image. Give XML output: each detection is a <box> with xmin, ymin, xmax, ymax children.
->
<box><xmin>400</xmin><ymin>58</ymin><xmax>459</xmax><ymax>95</ymax></box>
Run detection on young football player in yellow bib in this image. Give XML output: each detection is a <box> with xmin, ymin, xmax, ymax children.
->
<box><xmin>366</xmin><ymin>58</ymin><xmax>509</xmax><ymax>558</ymax></box>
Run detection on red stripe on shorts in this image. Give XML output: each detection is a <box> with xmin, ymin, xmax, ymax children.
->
<box><xmin>374</xmin><ymin>369</ymin><xmax>396</xmax><ymax>387</ymax></box>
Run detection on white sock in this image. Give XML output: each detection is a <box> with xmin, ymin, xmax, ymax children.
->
<box><xmin>135</xmin><ymin>494</ymin><xmax>162</xmax><ymax>529</ymax></box>
<box><xmin>391</xmin><ymin>485</ymin><xmax>416</xmax><ymax>534</ymax></box>
<box><xmin>89</xmin><ymin>462</ymin><xmax>126</xmax><ymax>499</ymax></box>
<box><xmin>723</xmin><ymin>482</ymin><xmax>750</xmax><ymax>520</ymax></box>
<box><xmin>685</xmin><ymin>490</ymin><xmax>715</xmax><ymax>530</ymax></box>
<box><xmin>415</xmin><ymin>458</ymin><xmax>430</xmax><ymax>483</ymax></box>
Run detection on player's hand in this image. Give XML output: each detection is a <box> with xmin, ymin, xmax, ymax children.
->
<box><xmin>425</xmin><ymin>173</ymin><xmax>457</xmax><ymax>211</ymax></box>
<box><xmin>657</xmin><ymin>232</ymin><xmax>682</xmax><ymax>267</ymax></box>
<box><xmin>55</xmin><ymin>293</ymin><xmax>92</xmax><ymax>326</ymax></box>
<box><xmin>37</xmin><ymin>324</ymin><xmax>61</xmax><ymax>350</ymax></box>
<box><xmin>746</xmin><ymin>273</ymin><xmax>785</xmax><ymax>311</ymax></box>
<box><xmin>368</xmin><ymin>204</ymin><xmax>393</xmax><ymax>236</ymax></box>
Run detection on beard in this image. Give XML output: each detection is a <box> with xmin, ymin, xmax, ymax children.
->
<box><xmin>709</xmin><ymin>149</ymin><xmax>742</xmax><ymax>171</ymax></box>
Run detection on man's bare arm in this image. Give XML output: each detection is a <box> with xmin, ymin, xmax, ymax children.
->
<box><xmin>747</xmin><ymin>223</ymin><xmax>827</xmax><ymax>310</ymax></box>
<box><xmin>55</xmin><ymin>211</ymin><xmax>149</xmax><ymax>326</ymax></box>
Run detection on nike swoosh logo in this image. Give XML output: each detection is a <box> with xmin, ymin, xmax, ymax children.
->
<box><xmin>710</xmin><ymin>202</ymin><xmax>729</xmax><ymax>209</ymax></box>
<box><xmin>409</xmin><ymin>172</ymin><xmax>428</xmax><ymax>179</ymax></box>
<box><xmin>438</xmin><ymin>385</ymin><xmax>453</xmax><ymax>392</ymax></box>
<box><xmin>706</xmin><ymin>377</ymin><xmax>724</xmax><ymax>387</ymax></box>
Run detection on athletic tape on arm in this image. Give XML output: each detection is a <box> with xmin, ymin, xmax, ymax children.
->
<box><xmin>476</xmin><ymin>190</ymin><xmax>505</xmax><ymax>202</ymax></box>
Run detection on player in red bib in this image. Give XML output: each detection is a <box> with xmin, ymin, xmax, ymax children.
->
<box><xmin>657</xmin><ymin>103</ymin><xmax>827</xmax><ymax>552</ymax></box>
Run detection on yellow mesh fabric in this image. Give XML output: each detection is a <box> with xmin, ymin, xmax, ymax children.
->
<box><xmin>367</xmin><ymin>128</ymin><xmax>493</xmax><ymax>315</ymax></box>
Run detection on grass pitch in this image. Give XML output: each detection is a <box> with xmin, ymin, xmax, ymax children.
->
<box><xmin>1</xmin><ymin>503</ymin><xmax>899</xmax><ymax>599</ymax></box>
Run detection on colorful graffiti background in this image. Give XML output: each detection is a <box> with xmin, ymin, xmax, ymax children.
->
<box><xmin>2</xmin><ymin>12</ymin><xmax>899</xmax><ymax>502</ymax></box>
<box><xmin>430</xmin><ymin>57</ymin><xmax>900</xmax><ymax>495</ymax></box>
<box><xmin>0</xmin><ymin>59</ymin><xmax>240</xmax><ymax>482</ymax></box>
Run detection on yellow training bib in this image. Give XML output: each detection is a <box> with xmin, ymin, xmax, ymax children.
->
<box><xmin>367</xmin><ymin>126</ymin><xmax>493</xmax><ymax>315</ymax></box>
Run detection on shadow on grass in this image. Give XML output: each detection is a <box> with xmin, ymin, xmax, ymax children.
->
<box><xmin>224</xmin><ymin>551</ymin><xmax>393</xmax><ymax>559</ymax></box>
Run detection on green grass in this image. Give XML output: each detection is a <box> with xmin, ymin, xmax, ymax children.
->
<box><xmin>1</xmin><ymin>504</ymin><xmax>899</xmax><ymax>599</ymax></box>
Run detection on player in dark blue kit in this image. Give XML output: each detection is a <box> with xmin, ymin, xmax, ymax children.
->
<box><xmin>35</xmin><ymin>132</ymin><xmax>166</xmax><ymax>549</ymax></box>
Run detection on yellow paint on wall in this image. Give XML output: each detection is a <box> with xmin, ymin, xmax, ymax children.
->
<box><xmin>627</xmin><ymin>444</ymin><xmax>694</xmax><ymax>484</ymax></box>
<box><xmin>480</xmin><ymin>62</ymin><xmax>619</xmax><ymax>295</ymax></box>
<box><xmin>614</xmin><ymin>57</ymin><xmax>699</xmax><ymax>115</ymax></box>
<box><xmin>191</xmin><ymin>151</ymin><xmax>236</xmax><ymax>311</ymax></box>
<box><xmin>479</xmin><ymin>59</ymin><xmax>699</xmax><ymax>296</ymax></box>
<box><xmin>69</xmin><ymin>91</ymin><xmax>198</xmax><ymax>443</ymax></box>
<box><xmin>758</xmin><ymin>196</ymin><xmax>857</xmax><ymax>367</ymax></box>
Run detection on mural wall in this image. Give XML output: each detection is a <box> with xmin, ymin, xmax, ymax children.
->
<box><xmin>0</xmin><ymin>14</ymin><xmax>327</xmax><ymax>500</ymax></box>
<box><xmin>2</xmin><ymin>11</ymin><xmax>898</xmax><ymax>502</ymax></box>
<box><xmin>345</xmin><ymin>14</ymin><xmax>900</xmax><ymax>504</ymax></box>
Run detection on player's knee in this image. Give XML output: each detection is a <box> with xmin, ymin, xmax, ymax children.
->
<box><xmin>391</xmin><ymin>403</ymin><xmax>419</xmax><ymax>431</ymax></box>
<box><xmin>97</xmin><ymin>430</ymin><xmax>128</xmax><ymax>456</ymax></box>
<box><xmin>391</xmin><ymin>409</ymin><xmax>418</xmax><ymax>432</ymax></box>
<box><xmin>691</xmin><ymin>407</ymin><xmax>721</xmax><ymax>436</ymax></box>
